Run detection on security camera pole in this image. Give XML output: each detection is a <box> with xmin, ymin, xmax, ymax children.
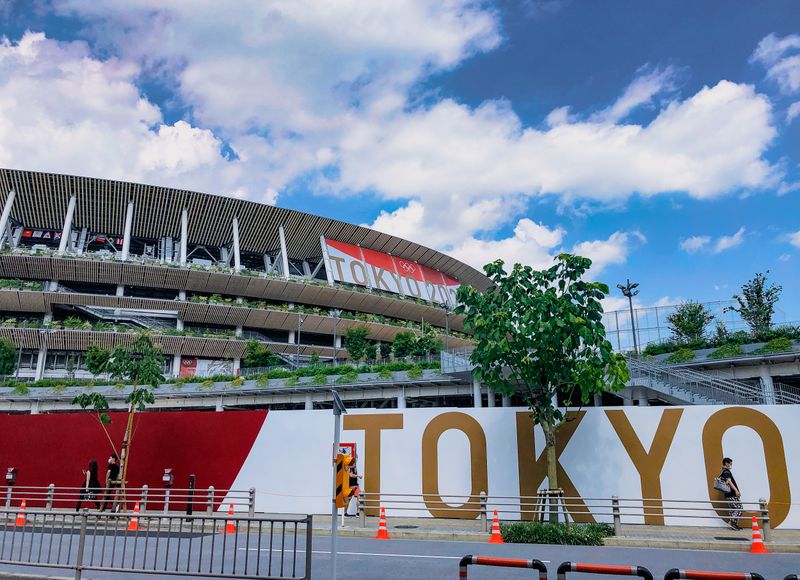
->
<box><xmin>616</xmin><ymin>279</ymin><xmax>640</xmax><ymax>355</ymax></box>
<box><xmin>330</xmin><ymin>389</ymin><xmax>347</xmax><ymax>580</ymax></box>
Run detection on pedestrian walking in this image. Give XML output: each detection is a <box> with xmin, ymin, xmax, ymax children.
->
<box><xmin>345</xmin><ymin>460</ymin><xmax>363</xmax><ymax>517</ymax></box>
<box><xmin>718</xmin><ymin>457</ymin><xmax>742</xmax><ymax>530</ymax></box>
<box><xmin>100</xmin><ymin>454</ymin><xmax>120</xmax><ymax>512</ymax></box>
<box><xmin>76</xmin><ymin>460</ymin><xmax>101</xmax><ymax>511</ymax></box>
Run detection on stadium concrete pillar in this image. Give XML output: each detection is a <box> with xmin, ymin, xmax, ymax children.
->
<box><xmin>34</xmin><ymin>346</ymin><xmax>46</xmax><ymax>381</ymax></box>
<box><xmin>397</xmin><ymin>390</ymin><xmax>406</xmax><ymax>409</ymax></box>
<box><xmin>278</xmin><ymin>225</ymin><xmax>290</xmax><ymax>279</ymax></box>
<box><xmin>472</xmin><ymin>374</ymin><xmax>482</xmax><ymax>408</ymax></box>
<box><xmin>288</xmin><ymin>330</ymin><xmax>296</xmax><ymax>344</ymax></box>
<box><xmin>30</xmin><ymin>400</ymin><xmax>40</xmax><ymax>415</ymax></box>
<box><xmin>304</xmin><ymin>394</ymin><xmax>313</xmax><ymax>411</ymax></box>
<box><xmin>501</xmin><ymin>395</ymin><xmax>511</xmax><ymax>407</ymax></box>
<box><xmin>180</xmin><ymin>208</ymin><xmax>188</xmax><ymax>266</ymax></box>
<box><xmin>235</xmin><ymin>326</ymin><xmax>242</xmax><ymax>337</ymax></box>
<box><xmin>0</xmin><ymin>189</ymin><xmax>16</xmax><ymax>248</ymax></box>
<box><xmin>116</xmin><ymin>285</ymin><xmax>124</xmax><ymax>297</ymax></box>
<box><xmin>215</xmin><ymin>397</ymin><xmax>223</xmax><ymax>412</ymax></box>
<box><xmin>760</xmin><ymin>364</ymin><xmax>776</xmax><ymax>404</ymax></box>
<box><xmin>232</xmin><ymin>358</ymin><xmax>241</xmax><ymax>375</ymax></box>
<box><xmin>176</xmin><ymin>318</ymin><xmax>184</xmax><ymax>331</ymax></box>
<box><xmin>593</xmin><ymin>393</ymin><xmax>602</xmax><ymax>406</ymax></box>
<box><xmin>172</xmin><ymin>354</ymin><xmax>181</xmax><ymax>378</ymax></box>
<box><xmin>487</xmin><ymin>391</ymin><xmax>495</xmax><ymax>407</ymax></box>
<box><xmin>121</xmin><ymin>200</ymin><xmax>134</xmax><ymax>260</ymax></box>
<box><xmin>57</xmin><ymin>196</ymin><xmax>76</xmax><ymax>255</ymax></box>
<box><xmin>231</xmin><ymin>216</ymin><xmax>241</xmax><ymax>271</ymax></box>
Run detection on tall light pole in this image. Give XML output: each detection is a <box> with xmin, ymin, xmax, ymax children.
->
<box><xmin>443</xmin><ymin>306</ymin><xmax>450</xmax><ymax>352</ymax></box>
<box><xmin>329</xmin><ymin>390</ymin><xmax>347</xmax><ymax>580</ymax></box>
<box><xmin>616</xmin><ymin>279</ymin><xmax>640</xmax><ymax>355</ymax></box>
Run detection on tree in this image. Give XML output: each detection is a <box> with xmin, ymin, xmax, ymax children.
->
<box><xmin>411</xmin><ymin>332</ymin><xmax>442</xmax><ymax>356</ymax></box>
<box><xmin>392</xmin><ymin>331</ymin><xmax>416</xmax><ymax>358</ymax></box>
<box><xmin>666</xmin><ymin>301</ymin><xmax>714</xmax><ymax>343</ymax></box>
<box><xmin>456</xmin><ymin>254</ymin><xmax>629</xmax><ymax>504</ymax></box>
<box><xmin>73</xmin><ymin>332</ymin><xmax>165</xmax><ymax>507</ymax></box>
<box><xmin>725</xmin><ymin>272</ymin><xmax>782</xmax><ymax>340</ymax></box>
<box><xmin>243</xmin><ymin>339</ymin><xmax>279</xmax><ymax>368</ymax></box>
<box><xmin>84</xmin><ymin>344</ymin><xmax>111</xmax><ymax>375</ymax></box>
<box><xmin>379</xmin><ymin>342</ymin><xmax>392</xmax><ymax>360</ymax></box>
<box><xmin>0</xmin><ymin>338</ymin><xmax>16</xmax><ymax>376</ymax></box>
<box><xmin>344</xmin><ymin>326</ymin><xmax>372</xmax><ymax>361</ymax></box>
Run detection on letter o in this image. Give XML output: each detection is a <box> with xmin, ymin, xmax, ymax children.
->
<box><xmin>421</xmin><ymin>412</ymin><xmax>488</xmax><ymax>519</ymax></box>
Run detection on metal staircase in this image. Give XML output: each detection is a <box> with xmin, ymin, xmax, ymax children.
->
<box><xmin>625</xmin><ymin>356</ymin><xmax>800</xmax><ymax>405</ymax></box>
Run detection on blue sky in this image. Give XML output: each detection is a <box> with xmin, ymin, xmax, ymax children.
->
<box><xmin>0</xmin><ymin>1</ymin><xmax>798</xmax><ymax>320</ymax></box>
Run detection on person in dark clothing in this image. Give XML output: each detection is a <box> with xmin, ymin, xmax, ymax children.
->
<box><xmin>720</xmin><ymin>457</ymin><xmax>742</xmax><ymax>530</ymax></box>
<box><xmin>100</xmin><ymin>454</ymin><xmax>120</xmax><ymax>512</ymax></box>
<box><xmin>76</xmin><ymin>460</ymin><xmax>101</xmax><ymax>511</ymax></box>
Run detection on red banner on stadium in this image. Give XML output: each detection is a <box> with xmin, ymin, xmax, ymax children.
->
<box><xmin>322</xmin><ymin>238</ymin><xmax>459</xmax><ymax>306</ymax></box>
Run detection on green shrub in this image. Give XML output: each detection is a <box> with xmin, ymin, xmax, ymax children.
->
<box><xmin>378</xmin><ymin>367</ymin><xmax>392</xmax><ymax>380</ymax></box>
<box><xmin>665</xmin><ymin>348</ymin><xmax>695</xmax><ymax>363</ymax></box>
<box><xmin>500</xmin><ymin>522</ymin><xmax>613</xmax><ymax>545</ymax></box>
<box><xmin>754</xmin><ymin>337</ymin><xmax>794</xmax><ymax>355</ymax></box>
<box><xmin>255</xmin><ymin>375</ymin><xmax>269</xmax><ymax>388</ymax></box>
<box><xmin>11</xmin><ymin>383</ymin><xmax>29</xmax><ymax>395</ymax></box>
<box><xmin>406</xmin><ymin>365</ymin><xmax>423</xmax><ymax>378</ymax></box>
<box><xmin>285</xmin><ymin>375</ymin><xmax>300</xmax><ymax>386</ymax></box>
<box><xmin>265</xmin><ymin>369</ymin><xmax>292</xmax><ymax>379</ymax></box>
<box><xmin>336</xmin><ymin>372</ymin><xmax>358</xmax><ymax>384</ymax></box>
<box><xmin>199</xmin><ymin>379</ymin><xmax>214</xmax><ymax>390</ymax></box>
<box><xmin>229</xmin><ymin>376</ymin><xmax>245</xmax><ymax>388</ymax></box>
<box><xmin>312</xmin><ymin>373</ymin><xmax>328</xmax><ymax>385</ymax></box>
<box><xmin>709</xmin><ymin>343</ymin><xmax>744</xmax><ymax>360</ymax></box>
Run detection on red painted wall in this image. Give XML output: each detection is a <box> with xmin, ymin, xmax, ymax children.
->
<box><xmin>0</xmin><ymin>410</ymin><xmax>267</xmax><ymax>510</ymax></box>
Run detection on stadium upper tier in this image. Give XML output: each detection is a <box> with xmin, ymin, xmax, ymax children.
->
<box><xmin>0</xmin><ymin>168</ymin><xmax>480</xmax><ymax>380</ymax></box>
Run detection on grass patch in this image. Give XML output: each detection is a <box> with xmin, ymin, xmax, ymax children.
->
<box><xmin>754</xmin><ymin>337</ymin><xmax>794</xmax><ymax>355</ymax></box>
<box><xmin>665</xmin><ymin>348</ymin><xmax>695</xmax><ymax>364</ymax></box>
<box><xmin>500</xmin><ymin>522</ymin><xmax>613</xmax><ymax>545</ymax></box>
<box><xmin>708</xmin><ymin>343</ymin><xmax>744</xmax><ymax>360</ymax></box>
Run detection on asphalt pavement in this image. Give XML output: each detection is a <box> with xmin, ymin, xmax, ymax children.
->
<box><xmin>1</xmin><ymin>533</ymin><xmax>799</xmax><ymax>579</ymax></box>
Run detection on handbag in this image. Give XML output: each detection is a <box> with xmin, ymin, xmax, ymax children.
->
<box><xmin>713</xmin><ymin>477</ymin><xmax>731</xmax><ymax>493</ymax></box>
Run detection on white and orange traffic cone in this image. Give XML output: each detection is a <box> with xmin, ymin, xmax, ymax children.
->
<box><xmin>127</xmin><ymin>501</ymin><xmax>140</xmax><ymax>531</ymax></box>
<box><xmin>374</xmin><ymin>506</ymin><xmax>390</xmax><ymax>540</ymax></box>
<box><xmin>222</xmin><ymin>503</ymin><xmax>236</xmax><ymax>534</ymax></box>
<box><xmin>749</xmin><ymin>515</ymin><xmax>769</xmax><ymax>554</ymax></box>
<box><xmin>487</xmin><ymin>509</ymin><xmax>504</xmax><ymax>544</ymax></box>
<box><xmin>15</xmin><ymin>499</ymin><xmax>27</xmax><ymax>527</ymax></box>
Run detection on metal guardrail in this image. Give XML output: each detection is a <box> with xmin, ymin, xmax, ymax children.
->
<box><xmin>354</xmin><ymin>493</ymin><xmax>774</xmax><ymax>537</ymax></box>
<box><xmin>4</xmin><ymin>486</ymin><xmax>255</xmax><ymax>516</ymax></box>
<box><xmin>0</xmin><ymin>506</ymin><xmax>312</xmax><ymax>580</ymax></box>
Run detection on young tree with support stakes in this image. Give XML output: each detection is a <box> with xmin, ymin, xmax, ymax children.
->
<box><xmin>456</xmin><ymin>254</ymin><xmax>629</xmax><ymax>517</ymax></box>
<box><xmin>73</xmin><ymin>332</ymin><xmax>165</xmax><ymax>509</ymax></box>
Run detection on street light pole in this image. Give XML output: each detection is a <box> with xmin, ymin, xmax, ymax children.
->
<box><xmin>443</xmin><ymin>306</ymin><xmax>450</xmax><ymax>352</ymax></box>
<box><xmin>329</xmin><ymin>390</ymin><xmax>347</xmax><ymax>580</ymax></box>
<box><xmin>330</xmin><ymin>309</ymin><xmax>341</xmax><ymax>364</ymax></box>
<box><xmin>616</xmin><ymin>279</ymin><xmax>640</xmax><ymax>355</ymax></box>
<box><xmin>296</xmin><ymin>314</ymin><xmax>306</xmax><ymax>362</ymax></box>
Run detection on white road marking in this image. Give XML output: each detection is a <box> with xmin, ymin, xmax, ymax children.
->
<box><xmin>239</xmin><ymin>547</ymin><xmax>548</xmax><ymax>563</ymax></box>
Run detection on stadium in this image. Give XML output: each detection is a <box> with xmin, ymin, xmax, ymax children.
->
<box><xmin>0</xmin><ymin>167</ymin><xmax>477</xmax><ymax>385</ymax></box>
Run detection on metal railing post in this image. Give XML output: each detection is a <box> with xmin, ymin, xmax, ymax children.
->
<box><xmin>479</xmin><ymin>491</ymin><xmax>488</xmax><ymax>532</ymax></box>
<box><xmin>163</xmin><ymin>488</ymin><xmax>171</xmax><ymax>513</ymax></box>
<box><xmin>140</xmin><ymin>485</ymin><xmax>148</xmax><ymax>512</ymax></box>
<box><xmin>359</xmin><ymin>494</ymin><xmax>366</xmax><ymax>528</ymax></box>
<box><xmin>46</xmin><ymin>483</ymin><xmax>55</xmax><ymax>510</ymax></box>
<box><xmin>611</xmin><ymin>495</ymin><xmax>621</xmax><ymax>536</ymax></box>
<box><xmin>248</xmin><ymin>487</ymin><xmax>256</xmax><ymax>518</ymax></box>
<box><xmin>4</xmin><ymin>485</ymin><xmax>11</xmax><ymax>508</ymax></box>
<box><xmin>207</xmin><ymin>486</ymin><xmax>215</xmax><ymax>514</ymax></box>
<box><xmin>759</xmin><ymin>497</ymin><xmax>770</xmax><ymax>542</ymax></box>
<box><xmin>74</xmin><ymin>509</ymin><xmax>88</xmax><ymax>580</ymax></box>
<box><xmin>305</xmin><ymin>515</ymin><xmax>314</xmax><ymax>580</ymax></box>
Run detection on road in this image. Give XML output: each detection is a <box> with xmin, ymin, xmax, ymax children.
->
<box><xmin>1</xmin><ymin>531</ymin><xmax>798</xmax><ymax>579</ymax></box>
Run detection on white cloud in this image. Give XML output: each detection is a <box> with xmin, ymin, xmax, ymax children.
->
<box><xmin>591</xmin><ymin>65</ymin><xmax>678</xmax><ymax>123</ymax></box>
<box><xmin>779</xmin><ymin>253</ymin><xmax>791</xmax><ymax>262</ymax></box>
<box><xmin>601</xmin><ymin>295</ymin><xmax>682</xmax><ymax>314</ymax></box>
<box><xmin>789</xmin><ymin>231</ymin><xmax>800</xmax><ymax>248</ymax></box>
<box><xmin>712</xmin><ymin>226</ymin><xmax>746</xmax><ymax>253</ymax></box>
<box><xmin>679</xmin><ymin>235</ymin><xmax>711</xmax><ymax>254</ymax></box>
<box><xmin>751</xmin><ymin>33</ymin><xmax>800</xmax><ymax>94</ymax></box>
<box><xmin>788</xmin><ymin>102</ymin><xmax>800</xmax><ymax>123</ymax></box>
<box><xmin>0</xmin><ymin>32</ymin><xmax>280</xmax><ymax>202</ymax></box>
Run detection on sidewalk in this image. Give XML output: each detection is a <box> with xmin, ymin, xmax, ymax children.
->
<box><xmin>309</xmin><ymin>515</ymin><xmax>800</xmax><ymax>552</ymax></box>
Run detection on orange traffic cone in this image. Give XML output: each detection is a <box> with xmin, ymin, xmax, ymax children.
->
<box><xmin>749</xmin><ymin>515</ymin><xmax>769</xmax><ymax>554</ymax></box>
<box><xmin>222</xmin><ymin>503</ymin><xmax>236</xmax><ymax>534</ymax></box>
<box><xmin>15</xmin><ymin>499</ymin><xmax>27</xmax><ymax>527</ymax></box>
<box><xmin>127</xmin><ymin>501</ymin><xmax>140</xmax><ymax>531</ymax></box>
<box><xmin>487</xmin><ymin>509</ymin><xmax>504</xmax><ymax>544</ymax></box>
<box><xmin>374</xmin><ymin>506</ymin><xmax>390</xmax><ymax>540</ymax></box>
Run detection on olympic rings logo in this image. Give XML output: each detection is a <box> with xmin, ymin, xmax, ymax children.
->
<box><xmin>399</xmin><ymin>261</ymin><xmax>416</xmax><ymax>273</ymax></box>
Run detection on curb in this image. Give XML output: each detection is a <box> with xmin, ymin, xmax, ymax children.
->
<box><xmin>313</xmin><ymin>527</ymin><xmax>487</xmax><ymax>542</ymax></box>
<box><xmin>604</xmin><ymin>537</ymin><xmax>800</xmax><ymax>553</ymax></box>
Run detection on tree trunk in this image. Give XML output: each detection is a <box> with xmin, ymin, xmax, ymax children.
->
<box><xmin>116</xmin><ymin>400</ymin><xmax>136</xmax><ymax>511</ymax></box>
<box><xmin>541</xmin><ymin>419</ymin><xmax>558</xmax><ymax>523</ymax></box>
